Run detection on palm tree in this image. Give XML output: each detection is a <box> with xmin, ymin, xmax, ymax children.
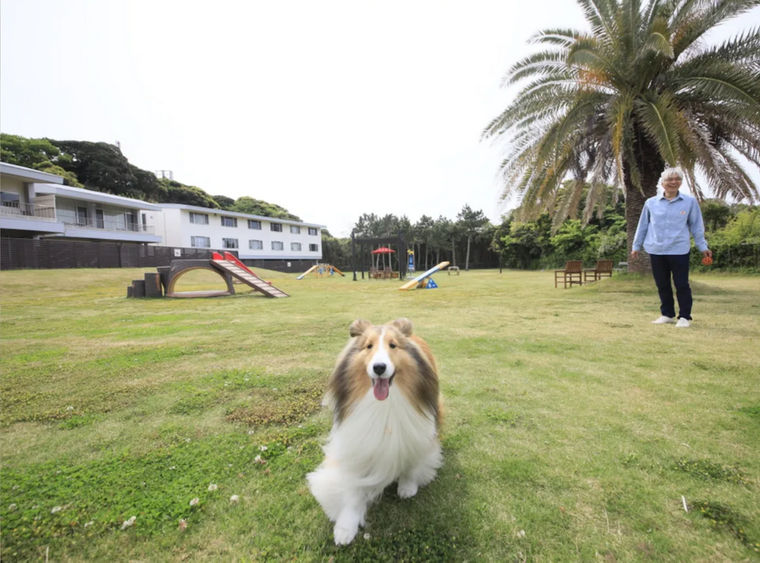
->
<box><xmin>483</xmin><ymin>0</ymin><xmax>760</xmax><ymax>272</ymax></box>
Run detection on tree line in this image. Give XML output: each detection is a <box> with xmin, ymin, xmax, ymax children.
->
<box><xmin>0</xmin><ymin>134</ymin><xmax>300</xmax><ymax>220</ymax></box>
<box><xmin>322</xmin><ymin>198</ymin><xmax>759</xmax><ymax>272</ymax></box>
<box><xmin>4</xmin><ymin>133</ymin><xmax>757</xmax><ymax>271</ymax></box>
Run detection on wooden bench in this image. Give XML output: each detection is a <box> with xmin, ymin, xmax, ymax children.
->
<box><xmin>554</xmin><ymin>260</ymin><xmax>583</xmax><ymax>288</ymax></box>
<box><xmin>583</xmin><ymin>260</ymin><xmax>614</xmax><ymax>282</ymax></box>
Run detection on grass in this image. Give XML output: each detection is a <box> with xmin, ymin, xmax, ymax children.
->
<box><xmin>1</xmin><ymin>266</ymin><xmax>758</xmax><ymax>561</ymax></box>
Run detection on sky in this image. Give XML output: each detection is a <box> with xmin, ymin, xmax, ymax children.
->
<box><xmin>2</xmin><ymin>1</ymin><xmax>758</xmax><ymax>237</ymax></box>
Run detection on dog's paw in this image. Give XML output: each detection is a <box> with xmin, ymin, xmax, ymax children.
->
<box><xmin>397</xmin><ymin>480</ymin><xmax>419</xmax><ymax>499</ymax></box>
<box><xmin>333</xmin><ymin>522</ymin><xmax>359</xmax><ymax>545</ymax></box>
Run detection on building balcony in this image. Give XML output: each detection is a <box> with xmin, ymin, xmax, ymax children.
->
<box><xmin>62</xmin><ymin>218</ymin><xmax>160</xmax><ymax>243</ymax></box>
<box><xmin>0</xmin><ymin>201</ymin><xmax>57</xmax><ymax>220</ymax></box>
<box><xmin>64</xmin><ymin>217</ymin><xmax>155</xmax><ymax>235</ymax></box>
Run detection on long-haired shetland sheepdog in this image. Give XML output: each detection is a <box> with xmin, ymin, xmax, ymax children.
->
<box><xmin>307</xmin><ymin>318</ymin><xmax>443</xmax><ymax>545</ymax></box>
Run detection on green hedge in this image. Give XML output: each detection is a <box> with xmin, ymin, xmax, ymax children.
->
<box><xmin>691</xmin><ymin>242</ymin><xmax>760</xmax><ymax>272</ymax></box>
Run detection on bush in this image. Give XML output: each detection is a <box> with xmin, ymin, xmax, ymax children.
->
<box><xmin>692</xmin><ymin>242</ymin><xmax>760</xmax><ymax>272</ymax></box>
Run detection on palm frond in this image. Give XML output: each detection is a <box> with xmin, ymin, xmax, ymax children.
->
<box><xmin>634</xmin><ymin>92</ymin><xmax>682</xmax><ymax>165</ymax></box>
<box><xmin>688</xmin><ymin>26</ymin><xmax>760</xmax><ymax>65</ymax></box>
<box><xmin>608</xmin><ymin>93</ymin><xmax>635</xmax><ymax>186</ymax></box>
<box><xmin>486</xmin><ymin>0</ymin><xmax>760</xmax><ymax>225</ymax></box>
<box><xmin>505</xmin><ymin>52</ymin><xmax>571</xmax><ymax>87</ymax></box>
<box><xmin>643</xmin><ymin>28</ymin><xmax>675</xmax><ymax>59</ymax></box>
<box><xmin>530</xmin><ymin>28</ymin><xmax>585</xmax><ymax>48</ymax></box>
<box><xmin>577</xmin><ymin>0</ymin><xmax>618</xmax><ymax>41</ymax></box>
<box><xmin>670</xmin><ymin>0</ymin><xmax>760</xmax><ymax>59</ymax></box>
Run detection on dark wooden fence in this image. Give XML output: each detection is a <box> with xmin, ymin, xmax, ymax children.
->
<box><xmin>0</xmin><ymin>238</ymin><xmax>214</xmax><ymax>270</ymax></box>
<box><xmin>1</xmin><ymin>237</ymin><xmax>320</xmax><ymax>272</ymax></box>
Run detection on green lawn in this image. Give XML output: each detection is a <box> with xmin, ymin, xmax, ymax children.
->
<box><xmin>1</xmin><ymin>267</ymin><xmax>758</xmax><ymax>561</ymax></box>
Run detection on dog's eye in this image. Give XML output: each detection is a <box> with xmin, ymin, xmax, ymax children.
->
<box><xmin>389</xmin><ymin>342</ymin><xmax>397</xmax><ymax>349</ymax></box>
<box><xmin>366</xmin><ymin>343</ymin><xmax>373</xmax><ymax>349</ymax></box>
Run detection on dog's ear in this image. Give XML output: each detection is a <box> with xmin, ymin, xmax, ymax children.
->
<box><xmin>349</xmin><ymin>319</ymin><xmax>371</xmax><ymax>337</ymax></box>
<box><xmin>391</xmin><ymin>318</ymin><xmax>413</xmax><ymax>336</ymax></box>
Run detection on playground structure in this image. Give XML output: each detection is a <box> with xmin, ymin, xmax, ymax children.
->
<box><xmin>399</xmin><ymin>261</ymin><xmax>450</xmax><ymax>290</ymax></box>
<box><xmin>126</xmin><ymin>251</ymin><xmax>289</xmax><ymax>298</ymax></box>
<box><xmin>296</xmin><ymin>263</ymin><xmax>345</xmax><ymax>280</ymax></box>
<box><xmin>370</xmin><ymin>246</ymin><xmax>396</xmax><ymax>278</ymax></box>
<box><xmin>350</xmin><ymin>234</ymin><xmax>407</xmax><ymax>281</ymax></box>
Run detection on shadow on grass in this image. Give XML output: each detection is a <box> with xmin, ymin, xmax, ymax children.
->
<box><xmin>313</xmin><ymin>447</ymin><xmax>475</xmax><ymax>561</ymax></box>
<box><xmin>594</xmin><ymin>274</ymin><xmax>757</xmax><ymax>298</ymax></box>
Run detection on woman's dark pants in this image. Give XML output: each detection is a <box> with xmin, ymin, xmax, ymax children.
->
<box><xmin>649</xmin><ymin>253</ymin><xmax>692</xmax><ymax>320</ymax></box>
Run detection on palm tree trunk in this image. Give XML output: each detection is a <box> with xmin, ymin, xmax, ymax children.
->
<box><xmin>465</xmin><ymin>235</ymin><xmax>472</xmax><ymax>270</ymax></box>
<box><xmin>625</xmin><ymin>134</ymin><xmax>662</xmax><ymax>274</ymax></box>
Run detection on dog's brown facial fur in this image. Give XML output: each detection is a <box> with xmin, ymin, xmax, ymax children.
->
<box><xmin>328</xmin><ymin>318</ymin><xmax>441</xmax><ymax>425</ymax></box>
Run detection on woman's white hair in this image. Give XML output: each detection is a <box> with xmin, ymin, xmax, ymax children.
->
<box><xmin>659</xmin><ymin>166</ymin><xmax>684</xmax><ymax>184</ymax></box>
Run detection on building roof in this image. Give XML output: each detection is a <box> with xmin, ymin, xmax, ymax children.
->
<box><xmin>157</xmin><ymin>203</ymin><xmax>324</xmax><ymax>228</ymax></box>
<box><xmin>0</xmin><ymin>162</ymin><xmax>64</xmax><ymax>184</ymax></box>
<box><xmin>33</xmin><ymin>183</ymin><xmax>162</xmax><ymax>210</ymax></box>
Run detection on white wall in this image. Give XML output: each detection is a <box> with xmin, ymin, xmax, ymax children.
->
<box><xmin>151</xmin><ymin>206</ymin><xmax>322</xmax><ymax>260</ymax></box>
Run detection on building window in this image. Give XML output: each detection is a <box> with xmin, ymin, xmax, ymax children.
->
<box><xmin>1</xmin><ymin>192</ymin><xmax>20</xmax><ymax>208</ymax></box>
<box><xmin>248</xmin><ymin>219</ymin><xmax>261</xmax><ymax>230</ymax></box>
<box><xmin>308</xmin><ymin>227</ymin><xmax>318</xmax><ymax>236</ymax></box>
<box><xmin>271</xmin><ymin>241</ymin><xmax>284</xmax><ymax>251</ymax></box>
<box><xmin>191</xmin><ymin>236</ymin><xmax>210</xmax><ymax>248</ymax></box>
<box><xmin>291</xmin><ymin>242</ymin><xmax>302</xmax><ymax>251</ymax></box>
<box><xmin>125</xmin><ymin>211</ymin><xmax>138</xmax><ymax>231</ymax></box>
<box><xmin>221</xmin><ymin>216</ymin><xmax>238</xmax><ymax>227</ymax></box>
<box><xmin>270</xmin><ymin>222</ymin><xmax>282</xmax><ymax>232</ymax></box>
<box><xmin>189</xmin><ymin>212</ymin><xmax>209</xmax><ymax>224</ymax></box>
<box><xmin>290</xmin><ymin>225</ymin><xmax>301</xmax><ymax>234</ymax></box>
<box><xmin>249</xmin><ymin>239</ymin><xmax>263</xmax><ymax>250</ymax></box>
<box><xmin>95</xmin><ymin>209</ymin><xmax>104</xmax><ymax>229</ymax></box>
<box><xmin>309</xmin><ymin>244</ymin><xmax>319</xmax><ymax>252</ymax></box>
<box><xmin>77</xmin><ymin>206</ymin><xmax>88</xmax><ymax>226</ymax></box>
<box><xmin>223</xmin><ymin>238</ymin><xmax>239</xmax><ymax>249</ymax></box>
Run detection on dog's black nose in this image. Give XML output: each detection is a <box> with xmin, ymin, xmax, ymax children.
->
<box><xmin>373</xmin><ymin>363</ymin><xmax>386</xmax><ymax>375</ymax></box>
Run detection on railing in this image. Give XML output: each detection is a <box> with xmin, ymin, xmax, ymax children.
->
<box><xmin>0</xmin><ymin>203</ymin><xmax>155</xmax><ymax>234</ymax></box>
<box><xmin>65</xmin><ymin>218</ymin><xmax>155</xmax><ymax>235</ymax></box>
<box><xmin>0</xmin><ymin>201</ymin><xmax>57</xmax><ymax>220</ymax></box>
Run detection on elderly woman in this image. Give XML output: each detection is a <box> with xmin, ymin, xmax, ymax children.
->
<box><xmin>630</xmin><ymin>167</ymin><xmax>713</xmax><ymax>328</ymax></box>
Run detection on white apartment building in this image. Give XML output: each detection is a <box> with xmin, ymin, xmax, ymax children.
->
<box><xmin>1</xmin><ymin>162</ymin><xmax>325</xmax><ymax>270</ymax></box>
<box><xmin>0</xmin><ymin>162</ymin><xmax>160</xmax><ymax>243</ymax></box>
<box><xmin>151</xmin><ymin>203</ymin><xmax>323</xmax><ymax>262</ymax></box>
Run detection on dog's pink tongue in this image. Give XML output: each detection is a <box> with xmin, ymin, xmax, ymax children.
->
<box><xmin>373</xmin><ymin>378</ymin><xmax>390</xmax><ymax>400</ymax></box>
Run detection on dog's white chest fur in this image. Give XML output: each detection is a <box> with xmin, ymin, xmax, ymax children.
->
<box><xmin>307</xmin><ymin>388</ymin><xmax>442</xmax><ymax>545</ymax></box>
<box><xmin>325</xmin><ymin>389</ymin><xmax>438</xmax><ymax>487</ymax></box>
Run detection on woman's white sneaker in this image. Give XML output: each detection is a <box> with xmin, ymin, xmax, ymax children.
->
<box><xmin>652</xmin><ymin>316</ymin><xmax>676</xmax><ymax>324</ymax></box>
<box><xmin>675</xmin><ymin>318</ymin><xmax>691</xmax><ymax>328</ymax></box>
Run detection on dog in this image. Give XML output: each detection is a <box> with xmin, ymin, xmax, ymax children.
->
<box><xmin>307</xmin><ymin>318</ymin><xmax>443</xmax><ymax>545</ymax></box>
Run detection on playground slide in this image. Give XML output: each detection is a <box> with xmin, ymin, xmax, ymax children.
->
<box><xmin>211</xmin><ymin>257</ymin><xmax>289</xmax><ymax>298</ymax></box>
<box><xmin>224</xmin><ymin>251</ymin><xmax>259</xmax><ymax>277</ymax></box>
<box><xmin>297</xmin><ymin>264</ymin><xmax>346</xmax><ymax>279</ymax></box>
<box><xmin>296</xmin><ymin>265</ymin><xmax>318</xmax><ymax>280</ymax></box>
<box><xmin>399</xmin><ymin>261</ymin><xmax>450</xmax><ymax>290</ymax></box>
